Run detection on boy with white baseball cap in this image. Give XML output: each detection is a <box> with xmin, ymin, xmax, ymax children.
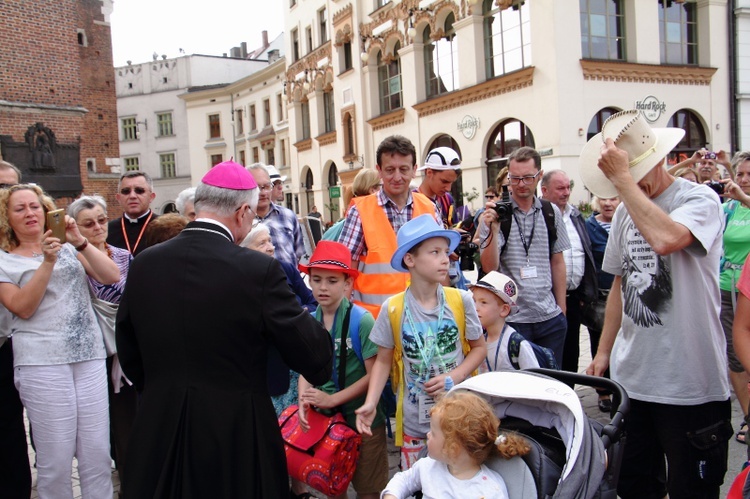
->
<box><xmin>469</xmin><ymin>271</ymin><xmax>542</xmax><ymax>372</ymax></box>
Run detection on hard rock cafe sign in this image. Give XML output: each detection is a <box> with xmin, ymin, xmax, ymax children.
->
<box><xmin>635</xmin><ymin>96</ymin><xmax>666</xmax><ymax>123</ymax></box>
<box><xmin>457</xmin><ymin>115</ymin><xmax>480</xmax><ymax>140</ymax></box>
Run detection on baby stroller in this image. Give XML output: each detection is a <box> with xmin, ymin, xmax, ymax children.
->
<box><xmin>450</xmin><ymin>368</ymin><xmax>629</xmax><ymax>499</ymax></box>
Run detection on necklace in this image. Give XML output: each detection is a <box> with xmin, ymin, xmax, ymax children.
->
<box><xmin>31</xmin><ymin>251</ymin><xmax>42</xmax><ymax>257</ymax></box>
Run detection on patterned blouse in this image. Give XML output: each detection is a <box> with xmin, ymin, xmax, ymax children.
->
<box><xmin>88</xmin><ymin>244</ymin><xmax>131</xmax><ymax>304</ymax></box>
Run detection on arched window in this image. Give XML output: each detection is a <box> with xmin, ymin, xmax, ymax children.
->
<box><xmin>587</xmin><ymin>107</ymin><xmax>619</xmax><ymax>140</ymax></box>
<box><xmin>328</xmin><ymin>163</ymin><xmax>338</xmax><ymax>188</ymax></box>
<box><xmin>305</xmin><ymin>168</ymin><xmax>315</xmax><ymax>214</ymax></box>
<box><xmin>424</xmin><ymin>13</ymin><xmax>459</xmax><ymax>98</ymax></box>
<box><xmin>426</xmin><ymin>135</ymin><xmax>464</xmax><ymax>215</ymax></box>
<box><xmin>485</xmin><ymin>119</ymin><xmax>535</xmax><ymax>186</ymax></box>
<box><xmin>667</xmin><ymin>109</ymin><xmax>706</xmax><ymax>165</ymax></box>
<box><xmin>483</xmin><ymin>0</ymin><xmax>531</xmax><ymax>79</ymax></box>
<box><xmin>378</xmin><ymin>43</ymin><xmax>402</xmax><ymax>114</ymax></box>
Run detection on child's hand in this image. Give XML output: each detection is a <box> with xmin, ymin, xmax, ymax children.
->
<box><xmin>299</xmin><ymin>387</ymin><xmax>335</xmax><ymax>409</ymax></box>
<box><xmin>423</xmin><ymin>373</ymin><xmax>449</xmax><ymax>396</ymax></box>
<box><xmin>298</xmin><ymin>401</ymin><xmax>310</xmax><ymax>432</ymax></box>
<box><xmin>355</xmin><ymin>402</ymin><xmax>376</xmax><ymax>436</ymax></box>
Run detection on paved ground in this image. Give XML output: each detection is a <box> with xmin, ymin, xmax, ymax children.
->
<box><xmin>24</xmin><ymin>328</ymin><xmax>748</xmax><ymax>498</ymax></box>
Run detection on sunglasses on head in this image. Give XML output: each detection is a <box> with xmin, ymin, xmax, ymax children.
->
<box><xmin>120</xmin><ymin>187</ymin><xmax>147</xmax><ymax>195</ymax></box>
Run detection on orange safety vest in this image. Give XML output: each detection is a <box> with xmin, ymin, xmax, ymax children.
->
<box><xmin>351</xmin><ymin>193</ymin><xmax>435</xmax><ymax>318</ymax></box>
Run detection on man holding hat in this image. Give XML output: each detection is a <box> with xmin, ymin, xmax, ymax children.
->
<box><xmin>582</xmin><ymin>110</ymin><xmax>731</xmax><ymax>498</ymax></box>
<box><xmin>116</xmin><ymin>160</ymin><xmax>333</xmax><ymax>498</ymax></box>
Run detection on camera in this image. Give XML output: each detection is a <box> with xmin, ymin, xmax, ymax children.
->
<box><xmin>456</xmin><ymin>232</ymin><xmax>478</xmax><ymax>272</ymax></box>
<box><xmin>492</xmin><ymin>184</ymin><xmax>513</xmax><ymax>222</ymax></box>
<box><xmin>706</xmin><ymin>181</ymin><xmax>725</xmax><ymax>196</ymax></box>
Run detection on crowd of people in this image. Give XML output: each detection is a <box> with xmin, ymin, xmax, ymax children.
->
<box><xmin>0</xmin><ymin>107</ymin><xmax>750</xmax><ymax>498</ymax></box>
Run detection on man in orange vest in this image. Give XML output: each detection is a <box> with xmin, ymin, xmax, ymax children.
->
<box><xmin>338</xmin><ymin>135</ymin><xmax>438</xmax><ymax>318</ymax></box>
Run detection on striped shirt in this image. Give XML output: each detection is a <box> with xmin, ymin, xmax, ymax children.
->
<box><xmin>338</xmin><ymin>190</ymin><xmax>440</xmax><ymax>261</ymax></box>
<box><xmin>256</xmin><ymin>203</ymin><xmax>305</xmax><ymax>267</ymax></box>
<box><xmin>478</xmin><ymin>197</ymin><xmax>570</xmax><ymax>322</ymax></box>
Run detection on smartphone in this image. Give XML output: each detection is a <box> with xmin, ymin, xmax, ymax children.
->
<box><xmin>46</xmin><ymin>209</ymin><xmax>67</xmax><ymax>243</ymax></box>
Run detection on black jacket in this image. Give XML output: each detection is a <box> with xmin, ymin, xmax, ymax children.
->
<box><xmin>116</xmin><ymin>221</ymin><xmax>333</xmax><ymax>498</ymax></box>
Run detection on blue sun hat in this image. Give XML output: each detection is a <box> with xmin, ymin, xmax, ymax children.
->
<box><xmin>390</xmin><ymin>214</ymin><xmax>460</xmax><ymax>272</ymax></box>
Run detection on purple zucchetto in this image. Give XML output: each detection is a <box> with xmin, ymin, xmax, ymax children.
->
<box><xmin>201</xmin><ymin>160</ymin><xmax>258</xmax><ymax>190</ymax></box>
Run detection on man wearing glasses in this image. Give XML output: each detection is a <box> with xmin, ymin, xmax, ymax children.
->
<box><xmin>107</xmin><ymin>171</ymin><xmax>158</xmax><ymax>257</ymax></box>
<box><xmin>246</xmin><ymin>163</ymin><xmax>304</xmax><ymax>268</ymax></box>
<box><xmin>478</xmin><ymin>147</ymin><xmax>570</xmax><ymax>365</ymax></box>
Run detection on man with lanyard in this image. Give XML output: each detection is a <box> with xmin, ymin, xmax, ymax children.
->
<box><xmin>246</xmin><ymin>163</ymin><xmax>304</xmax><ymax>268</ymax></box>
<box><xmin>337</xmin><ymin>135</ymin><xmax>439</xmax><ymax>318</ymax></box>
<box><xmin>107</xmin><ymin>171</ymin><xmax>158</xmax><ymax>257</ymax></box>
<box><xmin>478</xmin><ymin>146</ymin><xmax>570</xmax><ymax>366</ymax></box>
<box><xmin>541</xmin><ymin>169</ymin><xmax>598</xmax><ymax>377</ymax></box>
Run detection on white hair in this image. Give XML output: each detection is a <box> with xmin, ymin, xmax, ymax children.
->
<box><xmin>240</xmin><ymin>222</ymin><xmax>270</xmax><ymax>248</ymax></box>
<box><xmin>175</xmin><ymin>187</ymin><xmax>196</xmax><ymax>215</ymax></box>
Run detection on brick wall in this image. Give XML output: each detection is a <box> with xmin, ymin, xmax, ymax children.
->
<box><xmin>0</xmin><ymin>0</ymin><xmax>120</xmax><ymax>216</ymax></box>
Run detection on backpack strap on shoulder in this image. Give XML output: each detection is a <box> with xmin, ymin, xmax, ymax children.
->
<box><xmin>386</xmin><ymin>292</ymin><xmax>406</xmax><ymax>446</ymax></box>
<box><xmin>539</xmin><ymin>199</ymin><xmax>558</xmax><ymax>258</ymax></box>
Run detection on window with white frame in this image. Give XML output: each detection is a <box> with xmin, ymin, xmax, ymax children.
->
<box><xmin>306</xmin><ymin>26</ymin><xmax>313</xmax><ymax>53</ymax></box>
<box><xmin>208</xmin><ymin>114</ymin><xmax>221</xmax><ymax>139</ymax></box>
<box><xmin>263</xmin><ymin>99</ymin><xmax>271</xmax><ymax>127</ymax></box>
<box><xmin>424</xmin><ymin>13</ymin><xmax>459</xmax><ymax>98</ymax></box>
<box><xmin>483</xmin><ymin>0</ymin><xmax>532</xmax><ymax>79</ymax></box>
<box><xmin>580</xmin><ymin>0</ymin><xmax>625</xmax><ymax>60</ymax></box>
<box><xmin>157</xmin><ymin>112</ymin><xmax>173</xmax><ymax>136</ymax></box>
<box><xmin>160</xmin><ymin>153</ymin><xmax>176</xmax><ymax>178</ymax></box>
<box><xmin>319</xmin><ymin>8</ymin><xmax>328</xmax><ymax>45</ymax></box>
<box><xmin>378</xmin><ymin>43</ymin><xmax>402</xmax><ymax>114</ymax></box>
<box><xmin>250</xmin><ymin>104</ymin><xmax>257</xmax><ymax>131</ymax></box>
<box><xmin>122</xmin><ymin>117</ymin><xmax>138</xmax><ymax>141</ymax></box>
<box><xmin>323</xmin><ymin>90</ymin><xmax>335</xmax><ymax>133</ymax></box>
<box><xmin>236</xmin><ymin>108</ymin><xmax>244</xmax><ymax>135</ymax></box>
<box><xmin>658</xmin><ymin>0</ymin><xmax>697</xmax><ymax>65</ymax></box>
<box><xmin>292</xmin><ymin>29</ymin><xmax>300</xmax><ymax>61</ymax></box>
<box><xmin>277</xmin><ymin>94</ymin><xmax>284</xmax><ymax>122</ymax></box>
<box><xmin>124</xmin><ymin>156</ymin><xmax>140</xmax><ymax>171</ymax></box>
<box><xmin>301</xmin><ymin>100</ymin><xmax>311</xmax><ymax>140</ymax></box>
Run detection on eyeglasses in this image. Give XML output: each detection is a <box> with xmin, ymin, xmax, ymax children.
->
<box><xmin>508</xmin><ymin>171</ymin><xmax>541</xmax><ymax>185</ymax></box>
<box><xmin>257</xmin><ymin>184</ymin><xmax>273</xmax><ymax>192</ymax></box>
<box><xmin>78</xmin><ymin>216</ymin><xmax>109</xmax><ymax>229</ymax></box>
<box><xmin>120</xmin><ymin>187</ymin><xmax>147</xmax><ymax>195</ymax></box>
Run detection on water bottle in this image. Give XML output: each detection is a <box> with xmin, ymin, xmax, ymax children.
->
<box><xmin>444</xmin><ymin>376</ymin><xmax>454</xmax><ymax>392</ymax></box>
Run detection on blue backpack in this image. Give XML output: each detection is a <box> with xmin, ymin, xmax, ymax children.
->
<box><xmin>507</xmin><ymin>331</ymin><xmax>558</xmax><ymax>370</ymax></box>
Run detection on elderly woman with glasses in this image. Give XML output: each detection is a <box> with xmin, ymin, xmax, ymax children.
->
<box><xmin>68</xmin><ymin>195</ymin><xmax>138</xmax><ymax>487</ymax></box>
<box><xmin>0</xmin><ymin>184</ymin><xmax>119</xmax><ymax>498</ymax></box>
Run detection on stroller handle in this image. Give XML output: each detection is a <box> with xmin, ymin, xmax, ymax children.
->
<box><xmin>526</xmin><ymin>368</ymin><xmax>630</xmax><ymax>450</ymax></box>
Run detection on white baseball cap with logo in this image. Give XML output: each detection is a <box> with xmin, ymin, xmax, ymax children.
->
<box><xmin>468</xmin><ymin>271</ymin><xmax>519</xmax><ymax>312</ymax></box>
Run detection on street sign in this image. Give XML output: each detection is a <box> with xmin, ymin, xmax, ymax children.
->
<box><xmin>329</xmin><ymin>186</ymin><xmax>341</xmax><ymax>198</ymax></box>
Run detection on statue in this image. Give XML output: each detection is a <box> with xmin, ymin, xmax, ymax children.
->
<box><xmin>25</xmin><ymin>122</ymin><xmax>56</xmax><ymax>168</ymax></box>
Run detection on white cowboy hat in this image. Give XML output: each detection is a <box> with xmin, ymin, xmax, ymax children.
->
<box><xmin>579</xmin><ymin>110</ymin><xmax>685</xmax><ymax>198</ymax></box>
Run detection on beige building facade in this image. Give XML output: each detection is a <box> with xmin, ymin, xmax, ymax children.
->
<box><xmin>283</xmin><ymin>0</ymin><xmax>730</xmax><ymax>222</ymax></box>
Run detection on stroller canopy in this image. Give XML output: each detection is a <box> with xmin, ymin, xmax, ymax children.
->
<box><xmin>454</xmin><ymin>371</ymin><xmax>607</xmax><ymax>498</ymax></box>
